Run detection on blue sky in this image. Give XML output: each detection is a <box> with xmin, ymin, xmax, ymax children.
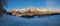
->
<box><xmin>6</xmin><ymin>0</ymin><xmax>60</xmax><ymax>10</ymax></box>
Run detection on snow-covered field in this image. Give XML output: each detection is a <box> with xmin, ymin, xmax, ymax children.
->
<box><xmin>0</xmin><ymin>14</ymin><xmax>60</xmax><ymax>26</ymax></box>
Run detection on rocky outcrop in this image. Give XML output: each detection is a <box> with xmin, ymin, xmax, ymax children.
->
<box><xmin>7</xmin><ymin>7</ymin><xmax>60</xmax><ymax>17</ymax></box>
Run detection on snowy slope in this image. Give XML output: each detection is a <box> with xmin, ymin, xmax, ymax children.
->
<box><xmin>0</xmin><ymin>14</ymin><xmax>60</xmax><ymax>26</ymax></box>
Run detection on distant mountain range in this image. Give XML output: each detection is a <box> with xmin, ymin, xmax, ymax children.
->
<box><xmin>7</xmin><ymin>7</ymin><xmax>60</xmax><ymax>17</ymax></box>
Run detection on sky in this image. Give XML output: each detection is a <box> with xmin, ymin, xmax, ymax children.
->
<box><xmin>6</xmin><ymin>0</ymin><xmax>60</xmax><ymax>10</ymax></box>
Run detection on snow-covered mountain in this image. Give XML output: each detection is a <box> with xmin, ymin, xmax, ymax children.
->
<box><xmin>7</xmin><ymin>7</ymin><xmax>60</xmax><ymax>17</ymax></box>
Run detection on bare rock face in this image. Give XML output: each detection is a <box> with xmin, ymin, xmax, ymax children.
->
<box><xmin>7</xmin><ymin>7</ymin><xmax>60</xmax><ymax>17</ymax></box>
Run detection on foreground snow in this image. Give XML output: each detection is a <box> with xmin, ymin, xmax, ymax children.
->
<box><xmin>0</xmin><ymin>14</ymin><xmax>60</xmax><ymax>26</ymax></box>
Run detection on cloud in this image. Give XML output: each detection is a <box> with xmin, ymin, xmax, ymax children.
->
<box><xmin>46</xmin><ymin>0</ymin><xmax>56</xmax><ymax>9</ymax></box>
